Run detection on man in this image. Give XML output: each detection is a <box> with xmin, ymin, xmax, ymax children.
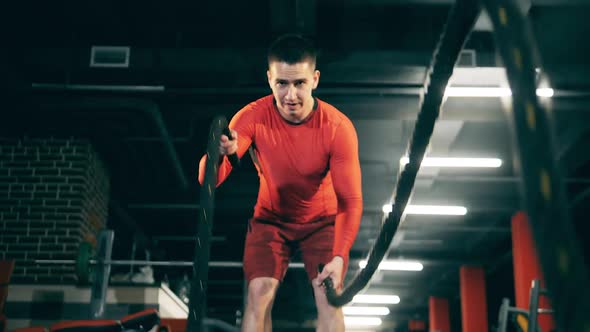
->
<box><xmin>198</xmin><ymin>34</ymin><xmax>363</xmax><ymax>332</ymax></box>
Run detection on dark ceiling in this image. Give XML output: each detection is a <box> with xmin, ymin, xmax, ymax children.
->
<box><xmin>3</xmin><ymin>0</ymin><xmax>590</xmax><ymax>331</ymax></box>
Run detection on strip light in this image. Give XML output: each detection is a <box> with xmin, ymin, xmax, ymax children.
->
<box><xmin>352</xmin><ymin>295</ymin><xmax>401</xmax><ymax>304</ymax></box>
<box><xmin>382</xmin><ymin>204</ymin><xmax>467</xmax><ymax>216</ymax></box>
<box><xmin>343</xmin><ymin>306</ymin><xmax>391</xmax><ymax>316</ymax></box>
<box><xmin>359</xmin><ymin>260</ymin><xmax>423</xmax><ymax>271</ymax></box>
<box><xmin>344</xmin><ymin>317</ymin><xmax>383</xmax><ymax>326</ymax></box>
<box><xmin>399</xmin><ymin>157</ymin><xmax>502</xmax><ymax>168</ymax></box>
<box><xmin>444</xmin><ymin>87</ymin><xmax>554</xmax><ymax>97</ymax></box>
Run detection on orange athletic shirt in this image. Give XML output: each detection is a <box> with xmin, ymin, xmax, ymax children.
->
<box><xmin>199</xmin><ymin>95</ymin><xmax>363</xmax><ymax>259</ymax></box>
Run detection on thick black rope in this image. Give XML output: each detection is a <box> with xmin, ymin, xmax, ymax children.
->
<box><xmin>480</xmin><ymin>1</ymin><xmax>590</xmax><ymax>331</ymax></box>
<box><xmin>322</xmin><ymin>0</ymin><xmax>481</xmax><ymax>306</ymax></box>
<box><xmin>187</xmin><ymin>116</ymin><xmax>238</xmax><ymax>332</ymax></box>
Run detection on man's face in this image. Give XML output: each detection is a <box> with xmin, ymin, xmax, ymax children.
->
<box><xmin>267</xmin><ymin>60</ymin><xmax>320</xmax><ymax>123</ymax></box>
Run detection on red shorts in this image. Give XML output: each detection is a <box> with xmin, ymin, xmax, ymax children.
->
<box><xmin>243</xmin><ymin>217</ymin><xmax>349</xmax><ymax>284</ymax></box>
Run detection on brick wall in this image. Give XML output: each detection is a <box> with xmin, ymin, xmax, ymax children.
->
<box><xmin>0</xmin><ymin>137</ymin><xmax>110</xmax><ymax>283</ymax></box>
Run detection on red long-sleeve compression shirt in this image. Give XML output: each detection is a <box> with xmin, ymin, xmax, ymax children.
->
<box><xmin>198</xmin><ymin>95</ymin><xmax>363</xmax><ymax>259</ymax></box>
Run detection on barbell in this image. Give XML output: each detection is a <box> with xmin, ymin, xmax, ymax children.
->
<box><xmin>35</xmin><ymin>259</ymin><xmax>197</xmax><ymax>267</ymax></box>
<box><xmin>32</xmin><ymin>242</ymin><xmax>197</xmax><ymax>282</ymax></box>
<box><xmin>34</xmin><ymin>241</ymin><xmax>305</xmax><ymax>283</ymax></box>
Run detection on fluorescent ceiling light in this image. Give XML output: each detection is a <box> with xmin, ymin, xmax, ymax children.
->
<box><xmin>344</xmin><ymin>317</ymin><xmax>383</xmax><ymax>327</ymax></box>
<box><xmin>536</xmin><ymin>88</ymin><xmax>554</xmax><ymax>97</ymax></box>
<box><xmin>359</xmin><ymin>260</ymin><xmax>423</xmax><ymax>271</ymax></box>
<box><xmin>444</xmin><ymin>87</ymin><xmax>554</xmax><ymax>97</ymax></box>
<box><xmin>399</xmin><ymin>157</ymin><xmax>502</xmax><ymax>168</ymax></box>
<box><xmin>352</xmin><ymin>295</ymin><xmax>401</xmax><ymax>304</ymax></box>
<box><xmin>446</xmin><ymin>87</ymin><xmax>511</xmax><ymax>97</ymax></box>
<box><xmin>382</xmin><ymin>204</ymin><xmax>467</xmax><ymax>216</ymax></box>
<box><xmin>343</xmin><ymin>306</ymin><xmax>390</xmax><ymax>316</ymax></box>
<box><xmin>406</xmin><ymin>205</ymin><xmax>467</xmax><ymax>215</ymax></box>
<box><xmin>382</xmin><ymin>204</ymin><xmax>392</xmax><ymax>213</ymax></box>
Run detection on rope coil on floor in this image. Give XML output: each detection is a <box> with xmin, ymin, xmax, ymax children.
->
<box><xmin>323</xmin><ymin>0</ymin><xmax>482</xmax><ymax>306</ymax></box>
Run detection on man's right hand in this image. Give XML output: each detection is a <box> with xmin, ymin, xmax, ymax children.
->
<box><xmin>219</xmin><ymin>129</ymin><xmax>238</xmax><ymax>156</ymax></box>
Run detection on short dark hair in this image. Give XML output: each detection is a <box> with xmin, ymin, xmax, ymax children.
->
<box><xmin>267</xmin><ymin>34</ymin><xmax>317</xmax><ymax>68</ymax></box>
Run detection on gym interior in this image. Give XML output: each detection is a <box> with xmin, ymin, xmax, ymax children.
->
<box><xmin>2</xmin><ymin>0</ymin><xmax>590</xmax><ymax>331</ymax></box>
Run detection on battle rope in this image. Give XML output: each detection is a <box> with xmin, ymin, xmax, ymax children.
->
<box><xmin>480</xmin><ymin>0</ymin><xmax>590</xmax><ymax>330</ymax></box>
<box><xmin>187</xmin><ymin>116</ymin><xmax>238</xmax><ymax>332</ymax></box>
<box><xmin>322</xmin><ymin>0</ymin><xmax>481</xmax><ymax>306</ymax></box>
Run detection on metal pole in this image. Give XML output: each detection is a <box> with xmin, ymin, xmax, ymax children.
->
<box><xmin>528</xmin><ymin>279</ymin><xmax>540</xmax><ymax>332</ymax></box>
<box><xmin>497</xmin><ymin>298</ymin><xmax>509</xmax><ymax>332</ymax></box>
<box><xmin>130</xmin><ymin>237</ymin><xmax>137</xmax><ymax>276</ymax></box>
<box><xmin>89</xmin><ymin>230</ymin><xmax>114</xmax><ymax>319</ymax></box>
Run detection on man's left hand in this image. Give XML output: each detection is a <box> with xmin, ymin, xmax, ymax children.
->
<box><xmin>314</xmin><ymin>256</ymin><xmax>344</xmax><ymax>290</ymax></box>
